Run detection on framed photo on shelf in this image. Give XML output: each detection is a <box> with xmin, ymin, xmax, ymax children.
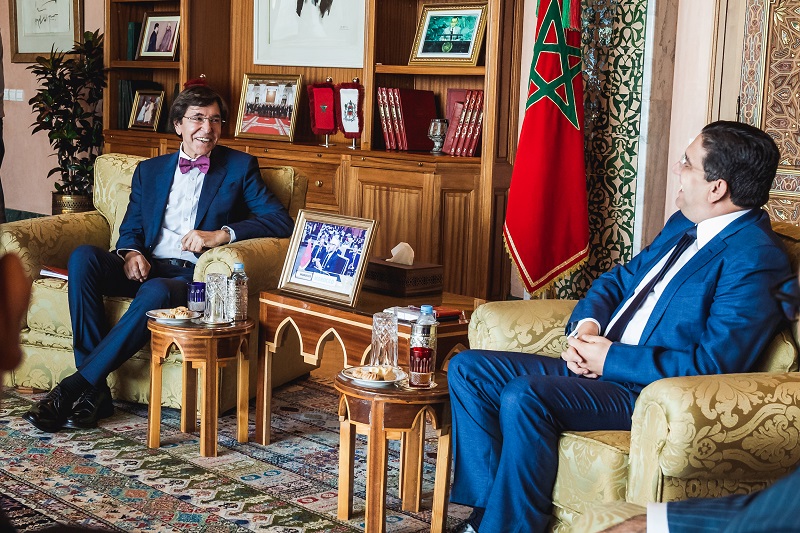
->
<box><xmin>235</xmin><ymin>73</ymin><xmax>302</xmax><ymax>142</ymax></box>
<box><xmin>128</xmin><ymin>90</ymin><xmax>164</xmax><ymax>131</ymax></box>
<box><xmin>278</xmin><ymin>210</ymin><xmax>377</xmax><ymax>307</ymax></box>
<box><xmin>253</xmin><ymin>0</ymin><xmax>365</xmax><ymax>68</ymax></box>
<box><xmin>136</xmin><ymin>12</ymin><xmax>180</xmax><ymax>60</ymax></box>
<box><xmin>409</xmin><ymin>2</ymin><xmax>488</xmax><ymax>66</ymax></box>
<box><xmin>9</xmin><ymin>0</ymin><xmax>82</xmax><ymax>63</ymax></box>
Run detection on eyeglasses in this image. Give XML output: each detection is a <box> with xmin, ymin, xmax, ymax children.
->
<box><xmin>182</xmin><ymin>115</ymin><xmax>224</xmax><ymax>125</ymax></box>
<box><xmin>772</xmin><ymin>275</ymin><xmax>800</xmax><ymax>320</ymax></box>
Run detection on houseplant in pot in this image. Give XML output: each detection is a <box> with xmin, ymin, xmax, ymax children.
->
<box><xmin>28</xmin><ymin>30</ymin><xmax>105</xmax><ymax>214</ymax></box>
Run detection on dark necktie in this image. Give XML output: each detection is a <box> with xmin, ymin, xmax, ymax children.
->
<box><xmin>605</xmin><ymin>226</ymin><xmax>698</xmax><ymax>342</ymax></box>
<box><xmin>178</xmin><ymin>155</ymin><xmax>210</xmax><ymax>174</ymax></box>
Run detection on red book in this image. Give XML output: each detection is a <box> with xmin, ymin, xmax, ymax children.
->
<box><xmin>446</xmin><ymin>90</ymin><xmax>472</xmax><ymax>155</ymax></box>
<box><xmin>394</xmin><ymin>88</ymin><xmax>437</xmax><ymax>152</ymax></box>
<box><xmin>378</xmin><ymin>88</ymin><xmax>397</xmax><ymax>150</ymax></box>
<box><xmin>445</xmin><ymin>88</ymin><xmax>469</xmax><ymax>128</ymax></box>
<box><xmin>441</xmin><ymin>100</ymin><xmax>465</xmax><ymax>155</ymax></box>
<box><xmin>376</xmin><ymin>88</ymin><xmax>391</xmax><ymax>150</ymax></box>
<box><xmin>391</xmin><ymin>88</ymin><xmax>408</xmax><ymax>150</ymax></box>
<box><xmin>454</xmin><ymin>90</ymin><xmax>479</xmax><ymax>157</ymax></box>
<box><xmin>466</xmin><ymin>107</ymin><xmax>484</xmax><ymax>157</ymax></box>
<box><xmin>461</xmin><ymin>90</ymin><xmax>483</xmax><ymax>156</ymax></box>
<box><xmin>40</xmin><ymin>265</ymin><xmax>68</xmax><ymax>280</ymax></box>
<box><xmin>387</xmin><ymin>88</ymin><xmax>403</xmax><ymax>150</ymax></box>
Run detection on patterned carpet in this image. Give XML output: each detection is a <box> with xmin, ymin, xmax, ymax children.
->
<box><xmin>0</xmin><ymin>376</ymin><xmax>470</xmax><ymax>532</ymax></box>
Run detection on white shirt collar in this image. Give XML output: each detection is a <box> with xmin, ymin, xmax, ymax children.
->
<box><xmin>178</xmin><ymin>144</ymin><xmax>209</xmax><ymax>162</ymax></box>
<box><xmin>695</xmin><ymin>209</ymin><xmax>750</xmax><ymax>249</ymax></box>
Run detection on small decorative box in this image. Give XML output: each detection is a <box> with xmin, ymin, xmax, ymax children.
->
<box><xmin>363</xmin><ymin>258</ymin><xmax>444</xmax><ymax>297</ymax></box>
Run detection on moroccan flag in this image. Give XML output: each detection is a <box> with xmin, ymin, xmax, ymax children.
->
<box><xmin>503</xmin><ymin>0</ymin><xmax>589</xmax><ymax>295</ymax></box>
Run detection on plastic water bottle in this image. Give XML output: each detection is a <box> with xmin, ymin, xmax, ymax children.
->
<box><xmin>408</xmin><ymin>304</ymin><xmax>437</xmax><ymax>388</ymax></box>
<box><xmin>228</xmin><ymin>262</ymin><xmax>248</xmax><ymax>321</ymax></box>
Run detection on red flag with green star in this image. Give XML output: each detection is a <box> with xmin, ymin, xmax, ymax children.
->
<box><xmin>504</xmin><ymin>0</ymin><xmax>588</xmax><ymax>295</ymax></box>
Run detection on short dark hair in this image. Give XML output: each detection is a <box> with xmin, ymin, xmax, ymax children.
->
<box><xmin>169</xmin><ymin>85</ymin><xmax>229</xmax><ymax>132</ymax></box>
<box><xmin>700</xmin><ymin>121</ymin><xmax>780</xmax><ymax>208</ymax></box>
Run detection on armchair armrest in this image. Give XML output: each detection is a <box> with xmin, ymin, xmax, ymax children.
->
<box><xmin>0</xmin><ymin>211</ymin><xmax>110</xmax><ymax>279</ymax></box>
<box><xmin>627</xmin><ymin>372</ymin><xmax>800</xmax><ymax>505</ymax></box>
<box><xmin>468</xmin><ymin>299</ymin><xmax>577</xmax><ymax>356</ymax></box>
<box><xmin>194</xmin><ymin>237</ymin><xmax>290</xmax><ymax>293</ymax></box>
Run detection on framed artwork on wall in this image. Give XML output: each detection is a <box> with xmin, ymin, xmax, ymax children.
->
<box><xmin>253</xmin><ymin>0</ymin><xmax>365</xmax><ymax>68</ymax></box>
<box><xmin>278</xmin><ymin>210</ymin><xmax>377</xmax><ymax>307</ymax></box>
<box><xmin>409</xmin><ymin>2</ymin><xmax>488</xmax><ymax>66</ymax></box>
<box><xmin>234</xmin><ymin>73</ymin><xmax>302</xmax><ymax>142</ymax></box>
<box><xmin>128</xmin><ymin>90</ymin><xmax>164</xmax><ymax>131</ymax></box>
<box><xmin>9</xmin><ymin>0</ymin><xmax>83</xmax><ymax>63</ymax></box>
<box><xmin>136</xmin><ymin>12</ymin><xmax>180</xmax><ymax>60</ymax></box>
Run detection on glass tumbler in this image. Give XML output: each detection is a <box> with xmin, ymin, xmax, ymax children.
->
<box><xmin>203</xmin><ymin>273</ymin><xmax>229</xmax><ymax>323</ymax></box>
<box><xmin>428</xmin><ymin>118</ymin><xmax>448</xmax><ymax>154</ymax></box>
<box><xmin>369</xmin><ymin>312</ymin><xmax>398</xmax><ymax>370</ymax></box>
<box><xmin>187</xmin><ymin>281</ymin><xmax>206</xmax><ymax>312</ymax></box>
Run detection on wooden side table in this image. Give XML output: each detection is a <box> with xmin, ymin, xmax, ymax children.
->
<box><xmin>147</xmin><ymin>318</ymin><xmax>255</xmax><ymax>457</ymax></box>
<box><xmin>335</xmin><ymin>371</ymin><xmax>452</xmax><ymax>533</ymax></box>
<box><xmin>256</xmin><ymin>290</ymin><xmax>477</xmax><ymax>445</ymax></box>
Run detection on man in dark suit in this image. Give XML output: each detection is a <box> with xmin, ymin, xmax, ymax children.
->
<box><xmin>449</xmin><ymin>121</ymin><xmax>791</xmax><ymax>533</ymax></box>
<box><xmin>22</xmin><ymin>84</ymin><xmax>294</xmax><ymax>433</ymax></box>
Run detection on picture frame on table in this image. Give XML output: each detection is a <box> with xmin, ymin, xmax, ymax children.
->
<box><xmin>235</xmin><ymin>73</ymin><xmax>302</xmax><ymax>142</ymax></box>
<box><xmin>408</xmin><ymin>2</ymin><xmax>488</xmax><ymax>66</ymax></box>
<box><xmin>128</xmin><ymin>90</ymin><xmax>164</xmax><ymax>131</ymax></box>
<box><xmin>253</xmin><ymin>0</ymin><xmax>365</xmax><ymax>68</ymax></box>
<box><xmin>9</xmin><ymin>0</ymin><xmax>83</xmax><ymax>63</ymax></box>
<box><xmin>136</xmin><ymin>12</ymin><xmax>180</xmax><ymax>60</ymax></box>
<box><xmin>278</xmin><ymin>210</ymin><xmax>378</xmax><ymax>307</ymax></box>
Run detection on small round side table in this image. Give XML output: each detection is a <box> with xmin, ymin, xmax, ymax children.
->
<box><xmin>147</xmin><ymin>317</ymin><xmax>255</xmax><ymax>457</ymax></box>
<box><xmin>334</xmin><ymin>371</ymin><xmax>452</xmax><ymax>533</ymax></box>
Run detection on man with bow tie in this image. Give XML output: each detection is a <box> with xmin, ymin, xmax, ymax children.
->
<box><xmin>23</xmin><ymin>84</ymin><xmax>293</xmax><ymax>433</ymax></box>
<box><xmin>449</xmin><ymin>121</ymin><xmax>792</xmax><ymax>533</ymax></box>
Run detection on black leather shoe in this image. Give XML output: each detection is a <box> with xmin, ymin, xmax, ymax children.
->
<box><xmin>22</xmin><ymin>385</ymin><xmax>73</xmax><ymax>432</ymax></box>
<box><xmin>63</xmin><ymin>386</ymin><xmax>114</xmax><ymax>429</ymax></box>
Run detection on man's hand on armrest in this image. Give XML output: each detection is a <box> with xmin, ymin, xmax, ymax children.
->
<box><xmin>181</xmin><ymin>229</ymin><xmax>231</xmax><ymax>253</ymax></box>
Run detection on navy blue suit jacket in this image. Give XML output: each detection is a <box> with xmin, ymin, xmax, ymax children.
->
<box><xmin>115</xmin><ymin>145</ymin><xmax>294</xmax><ymax>257</ymax></box>
<box><xmin>569</xmin><ymin>209</ymin><xmax>790</xmax><ymax>392</ymax></box>
<box><xmin>667</xmin><ymin>466</ymin><xmax>800</xmax><ymax>532</ymax></box>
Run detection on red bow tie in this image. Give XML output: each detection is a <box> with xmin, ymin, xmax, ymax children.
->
<box><xmin>178</xmin><ymin>155</ymin><xmax>210</xmax><ymax>174</ymax></box>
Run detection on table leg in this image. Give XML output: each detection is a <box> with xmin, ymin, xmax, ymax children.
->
<box><xmin>255</xmin><ymin>347</ymin><xmax>274</xmax><ymax>445</ymax></box>
<box><xmin>431</xmin><ymin>427</ymin><xmax>452</xmax><ymax>533</ymax></box>
<box><xmin>365</xmin><ymin>401</ymin><xmax>387</xmax><ymax>533</ymax></box>
<box><xmin>337</xmin><ymin>418</ymin><xmax>356</xmax><ymax>520</ymax></box>
<box><xmin>236</xmin><ymin>336</ymin><xmax>249</xmax><ymax>443</ymax></box>
<box><xmin>401</xmin><ymin>414</ymin><xmax>424</xmax><ymax>512</ymax></box>
<box><xmin>199</xmin><ymin>352</ymin><xmax>220</xmax><ymax>457</ymax></box>
<box><xmin>181</xmin><ymin>360</ymin><xmax>198</xmax><ymax>433</ymax></box>
<box><xmin>147</xmin><ymin>354</ymin><xmax>163</xmax><ymax>449</ymax></box>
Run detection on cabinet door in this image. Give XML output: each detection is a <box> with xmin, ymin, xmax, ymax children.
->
<box><xmin>103</xmin><ymin>132</ymin><xmax>162</xmax><ymax>158</ymax></box>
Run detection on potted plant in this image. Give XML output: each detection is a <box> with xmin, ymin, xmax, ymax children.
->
<box><xmin>28</xmin><ymin>30</ymin><xmax>105</xmax><ymax>214</ymax></box>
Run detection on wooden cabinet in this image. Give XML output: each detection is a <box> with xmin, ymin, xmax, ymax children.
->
<box><xmin>101</xmin><ymin>0</ymin><xmax>522</xmax><ymax>299</ymax></box>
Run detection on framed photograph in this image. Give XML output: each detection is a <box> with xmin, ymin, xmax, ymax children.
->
<box><xmin>128</xmin><ymin>90</ymin><xmax>165</xmax><ymax>131</ymax></box>
<box><xmin>235</xmin><ymin>73</ymin><xmax>302</xmax><ymax>142</ymax></box>
<box><xmin>136</xmin><ymin>12</ymin><xmax>180</xmax><ymax>60</ymax></box>
<box><xmin>253</xmin><ymin>0</ymin><xmax>365</xmax><ymax>68</ymax></box>
<box><xmin>278</xmin><ymin>210</ymin><xmax>378</xmax><ymax>307</ymax></box>
<box><xmin>9</xmin><ymin>0</ymin><xmax>83</xmax><ymax>63</ymax></box>
<box><xmin>409</xmin><ymin>3</ymin><xmax>488</xmax><ymax>66</ymax></box>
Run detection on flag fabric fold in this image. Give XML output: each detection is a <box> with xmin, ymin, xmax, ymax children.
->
<box><xmin>504</xmin><ymin>0</ymin><xmax>589</xmax><ymax>295</ymax></box>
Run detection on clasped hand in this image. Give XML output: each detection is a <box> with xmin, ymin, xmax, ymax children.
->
<box><xmin>123</xmin><ymin>229</ymin><xmax>230</xmax><ymax>282</ymax></box>
<box><xmin>560</xmin><ymin>322</ymin><xmax>612</xmax><ymax>378</ymax></box>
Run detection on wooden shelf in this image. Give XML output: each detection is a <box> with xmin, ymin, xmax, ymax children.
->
<box><xmin>110</xmin><ymin>60</ymin><xmax>179</xmax><ymax>69</ymax></box>
<box><xmin>374</xmin><ymin>64</ymin><xmax>486</xmax><ymax>76</ymax></box>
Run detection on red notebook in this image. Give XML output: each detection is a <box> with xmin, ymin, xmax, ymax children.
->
<box><xmin>40</xmin><ymin>265</ymin><xmax>68</xmax><ymax>280</ymax></box>
<box><xmin>394</xmin><ymin>88</ymin><xmax>437</xmax><ymax>152</ymax></box>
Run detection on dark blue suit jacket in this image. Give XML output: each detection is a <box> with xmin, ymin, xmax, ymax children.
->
<box><xmin>667</xmin><ymin>466</ymin><xmax>800</xmax><ymax>532</ymax></box>
<box><xmin>569</xmin><ymin>209</ymin><xmax>790</xmax><ymax>392</ymax></box>
<box><xmin>115</xmin><ymin>145</ymin><xmax>294</xmax><ymax>257</ymax></box>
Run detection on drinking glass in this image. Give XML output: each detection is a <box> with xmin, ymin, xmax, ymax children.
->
<box><xmin>203</xmin><ymin>273</ymin><xmax>229</xmax><ymax>323</ymax></box>
<box><xmin>428</xmin><ymin>118</ymin><xmax>448</xmax><ymax>154</ymax></box>
<box><xmin>369</xmin><ymin>312</ymin><xmax>398</xmax><ymax>369</ymax></box>
<box><xmin>187</xmin><ymin>281</ymin><xmax>206</xmax><ymax>312</ymax></box>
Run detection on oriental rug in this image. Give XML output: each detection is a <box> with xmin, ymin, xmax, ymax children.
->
<box><xmin>0</xmin><ymin>376</ymin><xmax>470</xmax><ymax>532</ymax></box>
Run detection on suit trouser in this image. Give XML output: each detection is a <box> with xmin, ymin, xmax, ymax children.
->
<box><xmin>448</xmin><ymin>350</ymin><xmax>638</xmax><ymax>533</ymax></box>
<box><xmin>68</xmin><ymin>245</ymin><xmax>193</xmax><ymax>387</ymax></box>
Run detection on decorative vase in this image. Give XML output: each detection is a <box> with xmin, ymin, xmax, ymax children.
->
<box><xmin>52</xmin><ymin>193</ymin><xmax>93</xmax><ymax>215</ymax></box>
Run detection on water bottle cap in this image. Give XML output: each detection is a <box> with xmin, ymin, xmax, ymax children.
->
<box><xmin>420</xmin><ymin>304</ymin><xmax>434</xmax><ymax>314</ymax></box>
<box><xmin>233</xmin><ymin>262</ymin><xmax>244</xmax><ymax>270</ymax></box>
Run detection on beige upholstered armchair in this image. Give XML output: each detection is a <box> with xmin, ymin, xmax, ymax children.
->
<box><xmin>467</xmin><ymin>221</ymin><xmax>800</xmax><ymax>532</ymax></box>
<box><xmin>0</xmin><ymin>153</ymin><xmax>312</xmax><ymax>410</ymax></box>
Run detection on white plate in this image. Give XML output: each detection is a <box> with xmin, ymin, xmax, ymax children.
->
<box><xmin>340</xmin><ymin>366</ymin><xmax>408</xmax><ymax>388</ymax></box>
<box><xmin>146</xmin><ymin>309</ymin><xmax>202</xmax><ymax>324</ymax></box>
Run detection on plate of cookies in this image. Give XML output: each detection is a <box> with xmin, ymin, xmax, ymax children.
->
<box><xmin>146</xmin><ymin>306</ymin><xmax>202</xmax><ymax>324</ymax></box>
<box><xmin>340</xmin><ymin>365</ymin><xmax>408</xmax><ymax>388</ymax></box>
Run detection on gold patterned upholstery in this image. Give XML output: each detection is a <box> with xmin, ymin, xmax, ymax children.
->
<box><xmin>0</xmin><ymin>153</ymin><xmax>312</xmax><ymax>409</ymax></box>
<box><xmin>467</xmin><ymin>221</ymin><xmax>800</xmax><ymax>532</ymax></box>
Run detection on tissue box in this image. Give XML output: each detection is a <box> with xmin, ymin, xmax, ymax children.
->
<box><xmin>363</xmin><ymin>258</ymin><xmax>444</xmax><ymax>297</ymax></box>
